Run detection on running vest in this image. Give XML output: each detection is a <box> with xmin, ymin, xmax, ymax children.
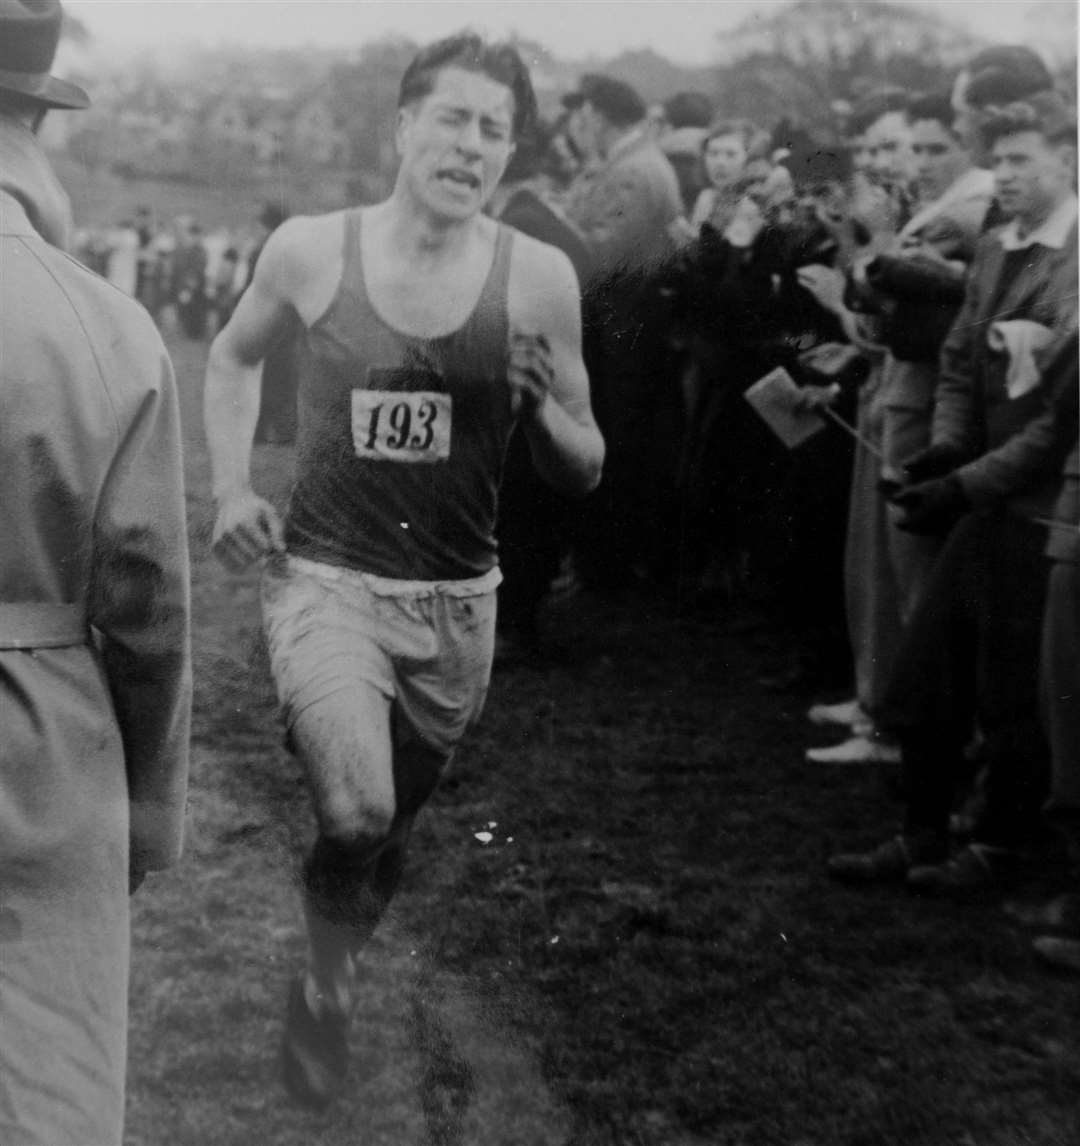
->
<box><xmin>284</xmin><ymin>210</ymin><xmax>516</xmax><ymax>580</ymax></box>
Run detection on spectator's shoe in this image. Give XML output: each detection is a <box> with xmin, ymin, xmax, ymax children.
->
<box><xmin>806</xmin><ymin>736</ymin><xmax>901</xmax><ymax>765</ymax></box>
<box><xmin>827</xmin><ymin>834</ymin><xmax>946</xmax><ymax>884</ymax></box>
<box><xmin>281</xmin><ymin>973</ymin><xmax>350</xmax><ymax>1109</ymax></box>
<box><xmin>906</xmin><ymin>842</ymin><xmax>1020</xmax><ymax>900</ymax></box>
<box><xmin>1032</xmin><ymin>935</ymin><xmax>1080</xmax><ymax>974</ymax></box>
<box><xmin>1003</xmin><ymin>893</ymin><xmax>1080</xmax><ymax>933</ymax></box>
<box><xmin>807</xmin><ymin>698</ymin><xmax>865</xmax><ymax>729</ymax></box>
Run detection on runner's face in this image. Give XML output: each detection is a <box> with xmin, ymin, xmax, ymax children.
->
<box><xmin>397</xmin><ymin>66</ymin><xmax>517</xmax><ymax>221</ymax></box>
<box><xmin>911</xmin><ymin>118</ymin><xmax>969</xmax><ymax>200</ymax></box>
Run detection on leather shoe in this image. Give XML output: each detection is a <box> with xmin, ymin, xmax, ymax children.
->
<box><xmin>827</xmin><ymin>834</ymin><xmax>947</xmax><ymax>884</ymax></box>
<box><xmin>1003</xmin><ymin>893</ymin><xmax>1080</xmax><ymax>933</ymax></box>
<box><xmin>806</xmin><ymin>736</ymin><xmax>900</xmax><ymax>765</ymax></box>
<box><xmin>906</xmin><ymin>842</ymin><xmax>1019</xmax><ymax>899</ymax></box>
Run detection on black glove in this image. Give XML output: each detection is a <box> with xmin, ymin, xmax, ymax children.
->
<box><xmin>865</xmin><ymin>252</ymin><xmax>967</xmax><ymax>304</ymax></box>
<box><xmin>901</xmin><ymin>443</ymin><xmax>966</xmax><ymax>484</ymax></box>
<box><xmin>877</xmin><ymin>476</ymin><xmax>903</xmax><ymax>500</ymax></box>
<box><xmin>891</xmin><ymin>475</ymin><xmax>970</xmax><ymax>534</ymax></box>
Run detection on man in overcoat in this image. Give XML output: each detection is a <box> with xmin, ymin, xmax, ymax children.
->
<box><xmin>563</xmin><ymin>73</ymin><xmax>684</xmax><ymax>588</ymax></box>
<box><xmin>0</xmin><ymin>3</ymin><xmax>192</xmax><ymax>1142</ymax></box>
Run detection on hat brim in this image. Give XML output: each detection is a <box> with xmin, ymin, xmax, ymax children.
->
<box><xmin>0</xmin><ymin>68</ymin><xmax>90</xmax><ymax>110</ymax></box>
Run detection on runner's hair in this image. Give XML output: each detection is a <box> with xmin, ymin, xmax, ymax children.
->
<box><xmin>398</xmin><ymin>32</ymin><xmax>538</xmax><ymax>140</ymax></box>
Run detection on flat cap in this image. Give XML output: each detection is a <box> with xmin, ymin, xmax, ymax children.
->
<box><xmin>562</xmin><ymin>73</ymin><xmax>646</xmax><ymax>127</ymax></box>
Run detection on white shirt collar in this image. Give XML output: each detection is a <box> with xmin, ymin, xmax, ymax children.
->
<box><xmin>999</xmin><ymin>194</ymin><xmax>1078</xmax><ymax>252</ymax></box>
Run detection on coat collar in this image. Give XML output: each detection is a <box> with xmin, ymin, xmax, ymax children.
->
<box><xmin>998</xmin><ymin>194</ymin><xmax>1078</xmax><ymax>252</ymax></box>
<box><xmin>976</xmin><ymin>213</ymin><xmax>1077</xmax><ymax>332</ymax></box>
<box><xmin>604</xmin><ymin>124</ymin><xmax>651</xmax><ymax>165</ymax></box>
<box><xmin>0</xmin><ymin>116</ymin><xmax>73</xmax><ymax>249</ymax></box>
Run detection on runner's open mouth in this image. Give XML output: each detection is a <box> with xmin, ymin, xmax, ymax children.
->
<box><xmin>438</xmin><ymin>170</ymin><xmax>481</xmax><ymax>190</ymax></box>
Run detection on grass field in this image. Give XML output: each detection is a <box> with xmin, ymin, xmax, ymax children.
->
<box><xmin>123</xmin><ymin>329</ymin><xmax>1080</xmax><ymax>1146</ymax></box>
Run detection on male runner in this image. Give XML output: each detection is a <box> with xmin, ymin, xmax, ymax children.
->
<box><xmin>203</xmin><ymin>34</ymin><xmax>603</xmax><ymax>1108</ymax></box>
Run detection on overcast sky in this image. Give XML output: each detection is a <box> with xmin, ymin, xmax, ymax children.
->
<box><xmin>65</xmin><ymin>1</ymin><xmax>1076</xmax><ymax>66</ymax></box>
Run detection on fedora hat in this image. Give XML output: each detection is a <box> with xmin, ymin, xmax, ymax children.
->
<box><xmin>0</xmin><ymin>0</ymin><xmax>89</xmax><ymax>110</ymax></box>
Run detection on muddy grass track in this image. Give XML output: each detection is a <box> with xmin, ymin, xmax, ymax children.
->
<box><xmin>123</xmin><ymin>330</ymin><xmax>1080</xmax><ymax>1146</ymax></box>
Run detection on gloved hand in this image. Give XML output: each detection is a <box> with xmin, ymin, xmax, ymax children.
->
<box><xmin>891</xmin><ymin>475</ymin><xmax>970</xmax><ymax>534</ymax></box>
<box><xmin>901</xmin><ymin>442</ymin><xmax>966</xmax><ymax>484</ymax></box>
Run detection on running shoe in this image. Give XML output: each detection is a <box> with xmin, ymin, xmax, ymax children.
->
<box><xmin>281</xmin><ymin>972</ymin><xmax>350</xmax><ymax>1109</ymax></box>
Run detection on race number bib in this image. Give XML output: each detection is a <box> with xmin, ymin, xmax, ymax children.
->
<box><xmin>351</xmin><ymin>390</ymin><xmax>452</xmax><ymax>462</ymax></box>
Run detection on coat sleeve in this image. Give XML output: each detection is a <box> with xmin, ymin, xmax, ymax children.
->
<box><xmin>930</xmin><ymin>237</ymin><xmax>991</xmax><ymax>458</ymax></box>
<box><xmin>88</xmin><ymin>341</ymin><xmax>192</xmax><ymax>872</ymax></box>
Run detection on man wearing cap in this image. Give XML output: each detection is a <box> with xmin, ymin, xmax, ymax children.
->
<box><xmin>0</xmin><ymin>2</ymin><xmax>192</xmax><ymax>1144</ymax></box>
<box><xmin>562</xmin><ymin>73</ymin><xmax>684</xmax><ymax>590</ymax></box>
<box><xmin>563</xmin><ymin>74</ymin><xmax>683</xmax><ymax>277</ymax></box>
<box><xmin>828</xmin><ymin>90</ymin><xmax>1078</xmax><ymax>898</ymax></box>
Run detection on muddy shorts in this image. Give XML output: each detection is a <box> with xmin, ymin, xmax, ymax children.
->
<box><xmin>261</xmin><ymin>554</ymin><xmax>499</xmax><ymax>756</ymax></box>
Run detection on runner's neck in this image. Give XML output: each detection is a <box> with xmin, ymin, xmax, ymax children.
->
<box><xmin>376</xmin><ymin>195</ymin><xmax>489</xmax><ymax>267</ymax></box>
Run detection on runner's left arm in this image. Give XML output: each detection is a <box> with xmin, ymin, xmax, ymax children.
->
<box><xmin>510</xmin><ymin>244</ymin><xmax>604</xmax><ymax>496</ymax></box>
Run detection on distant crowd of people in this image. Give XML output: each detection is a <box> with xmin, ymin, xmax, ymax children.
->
<box><xmin>73</xmin><ymin>201</ymin><xmax>289</xmax><ymax>340</ymax></box>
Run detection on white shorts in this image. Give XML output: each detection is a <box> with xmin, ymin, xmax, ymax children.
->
<box><xmin>261</xmin><ymin>555</ymin><xmax>499</xmax><ymax>756</ymax></box>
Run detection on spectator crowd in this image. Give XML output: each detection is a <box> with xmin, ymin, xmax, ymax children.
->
<box><xmin>485</xmin><ymin>44</ymin><xmax>1080</xmax><ymax>975</ymax></box>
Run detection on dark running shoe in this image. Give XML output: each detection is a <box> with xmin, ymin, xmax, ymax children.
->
<box><xmin>281</xmin><ymin>973</ymin><xmax>349</xmax><ymax>1109</ymax></box>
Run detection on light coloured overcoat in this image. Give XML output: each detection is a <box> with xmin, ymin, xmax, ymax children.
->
<box><xmin>1</xmin><ymin>140</ymin><xmax>191</xmax><ymax>1146</ymax></box>
<box><xmin>566</xmin><ymin>126</ymin><xmax>683</xmax><ymax>281</ymax></box>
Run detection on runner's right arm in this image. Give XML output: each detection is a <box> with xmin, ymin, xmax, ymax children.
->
<box><xmin>204</xmin><ymin>223</ymin><xmax>301</xmax><ymax>569</ymax></box>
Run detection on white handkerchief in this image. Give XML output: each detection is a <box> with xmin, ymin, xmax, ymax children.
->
<box><xmin>987</xmin><ymin>319</ymin><xmax>1055</xmax><ymax>400</ymax></box>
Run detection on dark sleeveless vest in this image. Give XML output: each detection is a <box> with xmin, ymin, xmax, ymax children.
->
<box><xmin>285</xmin><ymin>210</ymin><xmax>516</xmax><ymax>580</ymax></box>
